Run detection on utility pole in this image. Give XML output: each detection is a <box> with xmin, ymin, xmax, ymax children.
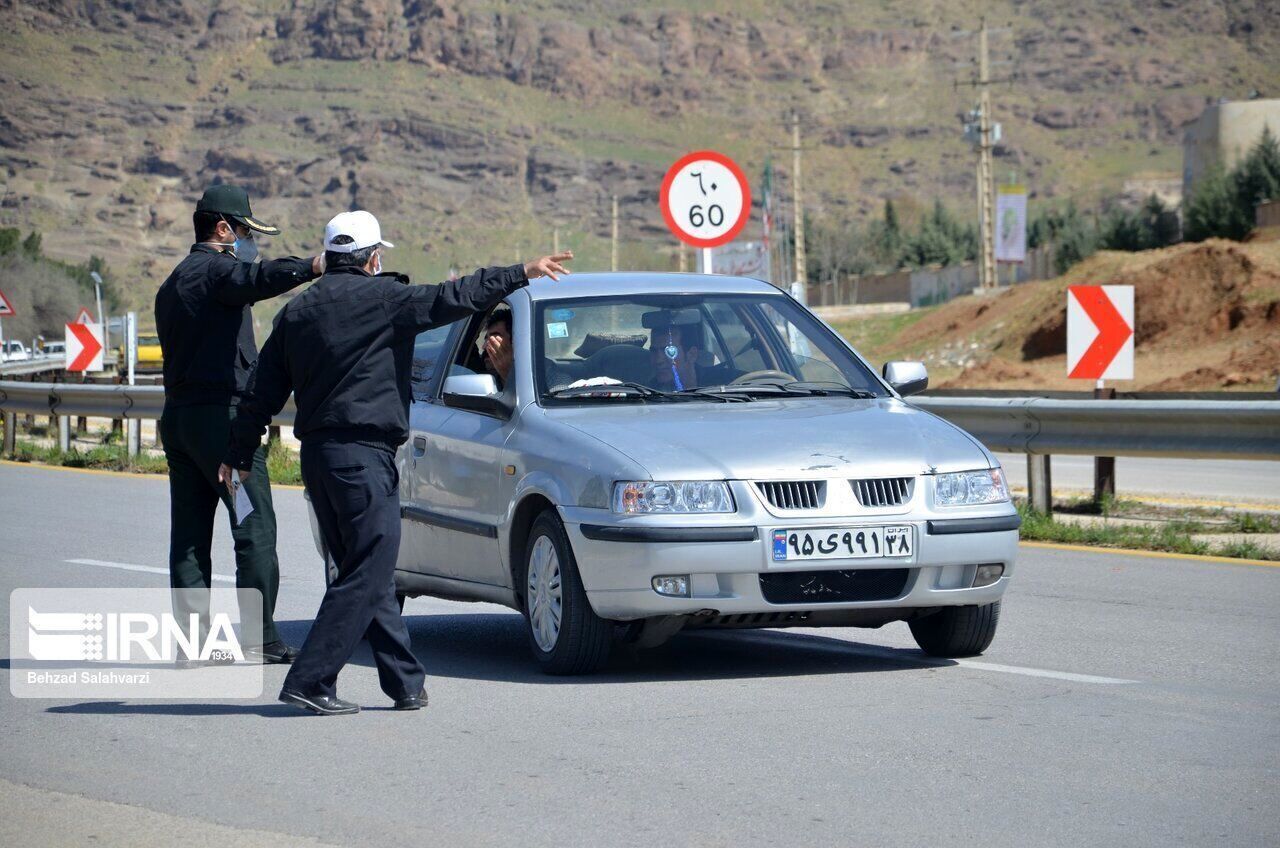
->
<box><xmin>956</xmin><ymin>18</ymin><xmax>1012</xmax><ymax>291</ymax></box>
<box><xmin>678</xmin><ymin>244</ymin><xmax>687</xmax><ymax>273</ymax></box>
<box><xmin>552</xmin><ymin>226</ymin><xmax>560</xmax><ymax>255</ymax></box>
<box><xmin>610</xmin><ymin>195</ymin><xmax>619</xmax><ymax>272</ymax></box>
<box><xmin>791</xmin><ymin>112</ymin><xmax>807</xmax><ymax>291</ymax></box>
<box><xmin>976</xmin><ymin>19</ymin><xmax>996</xmax><ymax>290</ymax></box>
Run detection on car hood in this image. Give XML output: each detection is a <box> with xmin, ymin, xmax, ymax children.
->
<box><xmin>549</xmin><ymin>397</ymin><xmax>991</xmax><ymax>480</ymax></box>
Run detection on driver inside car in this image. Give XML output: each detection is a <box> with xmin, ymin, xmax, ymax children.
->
<box><xmin>648</xmin><ymin>320</ymin><xmax>703</xmax><ymax>390</ymax></box>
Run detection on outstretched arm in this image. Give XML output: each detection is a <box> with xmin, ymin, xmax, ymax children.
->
<box><xmin>386</xmin><ymin>251</ymin><xmax>573</xmax><ymax>334</ymax></box>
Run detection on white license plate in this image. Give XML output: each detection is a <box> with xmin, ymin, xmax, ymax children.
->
<box><xmin>772</xmin><ymin>526</ymin><xmax>913</xmax><ymax>562</ymax></box>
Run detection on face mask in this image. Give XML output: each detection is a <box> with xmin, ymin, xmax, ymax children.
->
<box><xmin>234</xmin><ymin>235</ymin><xmax>258</xmax><ymax>264</ymax></box>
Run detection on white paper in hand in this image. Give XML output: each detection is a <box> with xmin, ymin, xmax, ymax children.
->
<box><xmin>232</xmin><ymin>477</ymin><xmax>255</xmax><ymax>526</ymax></box>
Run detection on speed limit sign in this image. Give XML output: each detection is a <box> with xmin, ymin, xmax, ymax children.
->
<box><xmin>660</xmin><ymin>150</ymin><xmax>751</xmax><ymax>271</ymax></box>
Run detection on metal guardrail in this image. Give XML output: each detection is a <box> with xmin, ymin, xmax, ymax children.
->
<box><xmin>0</xmin><ymin>355</ymin><xmax>65</xmax><ymax>378</ymax></box>
<box><xmin>0</xmin><ymin>381</ymin><xmax>295</xmax><ymax>425</ymax></box>
<box><xmin>910</xmin><ymin>396</ymin><xmax>1280</xmax><ymax>461</ymax></box>
<box><xmin>3</xmin><ymin>380</ymin><xmax>1275</xmax><ymax>461</ymax></box>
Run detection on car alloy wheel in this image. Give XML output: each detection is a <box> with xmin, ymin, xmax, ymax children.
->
<box><xmin>526</xmin><ymin>535</ymin><xmax>563</xmax><ymax>653</ymax></box>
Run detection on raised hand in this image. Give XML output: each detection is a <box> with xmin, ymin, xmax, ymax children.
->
<box><xmin>523</xmin><ymin>250</ymin><xmax>574</xmax><ymax>281</ymax></box>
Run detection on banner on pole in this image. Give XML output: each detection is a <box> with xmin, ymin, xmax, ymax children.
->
<box><xmin>698</xmin><ymin>241</ymin><xmax>769</xmax><ymax>278</ymax></box>
<box><xmin>995</xmin><ymin>184</ymin><xmax>1027</xmax><ymax>263</ymax></box>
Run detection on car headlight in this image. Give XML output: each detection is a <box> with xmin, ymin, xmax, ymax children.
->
<box><xmin>934</xmin><ymin>468</ymin><xmax>1009</xmax><ymax>506</ymax></box>
<box><xmin>612</xmin><ymin>481</ymin><xmax>735</xmax><ymax>514</ymax></box>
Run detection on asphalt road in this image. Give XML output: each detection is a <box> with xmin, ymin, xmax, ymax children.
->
<box><xmin>996</xmin><ymin>453</ymin><xmax>1280</xmax><ymax>505</ymax></box>
<box><xmin>1</xmin><ymin>461</ymin><xmax>1277</xmax><ymax>847</ymax></box>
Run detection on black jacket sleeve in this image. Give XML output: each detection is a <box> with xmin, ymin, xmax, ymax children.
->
<box><xmin>384</xmin><ymin>264</ymin><xmax>529</xmax><ymax>335</ymax></box>
<box><xmin>226</xmin><ymin>320</ymin><xmax>294</xmax><ymax>471</ymax></box>
<box><xmin>211</xmin><ymin>254</ymin><xmax>316</xmax><ymax>307</ymax></box>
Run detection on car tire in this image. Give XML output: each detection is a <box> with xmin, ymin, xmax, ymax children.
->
<box><xmin>521</xmin><ymin>509</ymin><xmax>612</xmax><ymax>675</ymax></box>
<box><xmin>908</xmin><ymin>602</ymin><xmax>1000</xmax><ymax>658</ymax></box>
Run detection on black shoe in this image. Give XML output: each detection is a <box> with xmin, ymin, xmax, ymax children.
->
<box><xmin>248</xmin><ymin>641</ymin><xmax>299</xmax><ymax>665</ymax></box>
<box><xmin>278</xmin><ymin>690</ymin><xmax>360</xmax><ymax>716</ymax></box>
<box><xmin>393</xmin><ymin>688</ymin><xmax>428</xmax><ymax>711</ymax></box>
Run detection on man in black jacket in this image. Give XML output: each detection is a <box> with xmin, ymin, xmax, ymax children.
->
<box><xmin>155</xmin><ymin>184</ymin><xmax>323</xmax><ymax>665</ymax></box>
<box><xmin>222</xmin><ymin>210</ymin><xmax>571</xmax><ymax>715</ymax></box>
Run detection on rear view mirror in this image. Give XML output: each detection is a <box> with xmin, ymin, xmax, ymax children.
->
<box><xmin>882</xmin><ymin>361</ymin><xmax>928</xmax><ymax>397</ymax></box>
<box><xmin>442</xmin><ymin>374</ymin><xmax>511</xmax><ymax>418</ymax></box>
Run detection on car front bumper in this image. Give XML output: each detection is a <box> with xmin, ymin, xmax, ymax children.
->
<box><xmin>559</xmin><ymin>504</ymin><xmax>1019</xmax><ymax>622</ymax></box>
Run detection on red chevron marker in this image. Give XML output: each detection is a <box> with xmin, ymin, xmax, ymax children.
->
<box><xmin>1067</xmin><ymin>286</ymin><xmax>1133</xmax><ymax>380</ymax></box>
<box><xmin>66</xmin><ymin>322</ymin><xmax>104</xmax><ymax>372</ymax></box>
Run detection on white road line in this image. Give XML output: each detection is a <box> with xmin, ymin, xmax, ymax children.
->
<box><xmin>749</xmin><ymin>632</ymin><xmax>1137</xmax><ymax>685</ymax></box>
<box><xmin>951</xmin><ymin>659</ymin><xmax>1134</xmax><ymax>685</ymax></box>
<box><xmin>65</xmin><ymin>558</ymin><xmax>235</xmax><ymax>584</ymax></box>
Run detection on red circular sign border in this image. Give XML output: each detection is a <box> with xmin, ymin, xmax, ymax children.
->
<box><xmin>659</xmin><ymin>150</ymin><xmax>752</xmax><ymax>249</ymax></box>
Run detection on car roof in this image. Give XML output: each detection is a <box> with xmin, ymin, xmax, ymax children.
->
<box><xmin>523</xmin><ymin>272</ymin><xmax>783</xmax><ymax>302</ymax></box>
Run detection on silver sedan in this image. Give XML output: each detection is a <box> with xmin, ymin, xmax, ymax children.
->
<box><xmin>309</xmin><ymin>273</ymin><xmax>1020</xmax><ymax>674</ymax></box>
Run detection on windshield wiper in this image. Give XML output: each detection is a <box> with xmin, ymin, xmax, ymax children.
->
<box><xmin>782</xmin><ymin>381</ymin><xmax>879</xmax><ymax>398</ymax></box>
<box><xmin>547</xmin><ymin>381</ymin><xmax>743</xmax><ymax>403</ymax></box>
<box><xmin>689</xmin><ymin>381</ymin><xmax>878</xmax><ymax>399</ymax></box>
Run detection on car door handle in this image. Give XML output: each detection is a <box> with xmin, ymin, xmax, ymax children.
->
<box><xmin>412</xmin><ymin>437</ymin><xmax>427</xmax><ymax>458</ymax></box>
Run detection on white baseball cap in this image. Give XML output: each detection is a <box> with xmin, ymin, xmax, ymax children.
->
<box><xmin>323</xmin><ymin>210</ymin><xmax>395</xmax><ymax>253</ymax></box>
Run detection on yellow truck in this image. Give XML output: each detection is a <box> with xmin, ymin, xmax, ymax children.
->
<box><xmin>117</xmin><ymin>332</ymin><xmax>164</xmax><ymax>372</ymax></box>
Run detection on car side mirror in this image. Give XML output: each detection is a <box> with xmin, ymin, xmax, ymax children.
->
<box><xmin>882</xmin><ymin>361</ymin><xmax>928</xmax><ymax>397</ymax></box>
<box><xmin>442</xmin><ymin>373</ymin><xmax>511</xmax><ymax>418</ymax></box>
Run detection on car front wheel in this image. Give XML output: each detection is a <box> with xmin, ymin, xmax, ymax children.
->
<box><xmin>522</xmin><ymin>510</ymin><xmax>612</xmax><ymax>675</ymax></box>
<box><xmin>908</xmin><ymin>602</ymin><xmax>1001</xmax><ymax>657</ymax></box>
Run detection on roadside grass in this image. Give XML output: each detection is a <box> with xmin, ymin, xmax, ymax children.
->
<box><xmin>1016</xmin><ymin>502</ymin><xmax>1280</xmax><ymax>561</ymax></box>
<box><xmin>11</xmin><ymin>439</ymin><xmax>169</xmax><ymax>474</ymax></box>
<box><xmin>1056</xmin><ymin>494</ymin><xmax>1280</xmax><ymax>534</ymax></box>
<box><xmin>9</xmin><ymin>438</ymin><xmax>304</xmax><ymax>485</ymax></box>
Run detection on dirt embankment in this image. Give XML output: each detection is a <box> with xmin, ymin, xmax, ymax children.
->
<box><xmin>885</xmin><ymin>239</ymin><xmax>1280</xmax><ymax>391</ymax></box>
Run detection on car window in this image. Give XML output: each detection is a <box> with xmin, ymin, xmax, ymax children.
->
<box><xmin>534</xmin><ymin>293</ymin><xmax>885</xmax><ymax>400</ymax></box>
<box><xmin>756</xmin><ymin>302</ymin><xmax>850</xmax><ymax>384</ymax></box>
<box><xmin>411</xmin><ymin>322</ymin><xmax>459</xmax><ymax>401</ymax></box>
<box><xmin>704</xmin><ymin>301</ymin><xmax>768</xmax><ymax>373</ymax></box>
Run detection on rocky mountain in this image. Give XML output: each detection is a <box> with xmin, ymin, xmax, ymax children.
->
<box><xmin>1</xmin><ymin>0</ymin><xmax>1277</xmax><ymax>309</ymax></box>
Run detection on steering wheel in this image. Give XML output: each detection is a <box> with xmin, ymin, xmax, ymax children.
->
<box><xmin>731</xmin><ymin>369</ymin><xmax>795</xmax><ymax>385</ymax></box>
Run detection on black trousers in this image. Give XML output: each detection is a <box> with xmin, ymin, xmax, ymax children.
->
<box><xmin>160</xmin><ymin>404</ymin><xmax>280</xmax><ymax>646</ymax></box>
<box><xmin>284</xmin><ymin>440</ymin><xmax>425</xmax><ymax>700</ymax></box>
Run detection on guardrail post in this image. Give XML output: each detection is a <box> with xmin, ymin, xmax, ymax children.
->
<box><xmin>1027</xmin><ymin>454</ymin><xmax>1052</xmax><ymax>514</ymax></box>
<box><xmin>3</xmin><ymin>410</ymin><xmax>15</xmax><ymax>457</ymax></box>
<box><xmin>58</xmin><ymin>416</ymin><xmax>71</xmax><ymax>452</ymax></box>
<box><xmin>126</xmin><ymin>419</ymin><xmax>140</xmax><ymax>458</ymax></box>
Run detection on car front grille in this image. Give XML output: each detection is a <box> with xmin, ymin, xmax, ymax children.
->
<box><xmin>756</xmin><ymin>480</ymin><xmax>827</xmax><ymax>510</ymax></box>
<box><xmin>851</xmin><ymin>477</ymin><xmax>914</xmax><ymax>508</ymax></box>
<box><xmin>759</xmin><ymin>568</ymin><xmax>909</xmax><ymax>604</ymax></box>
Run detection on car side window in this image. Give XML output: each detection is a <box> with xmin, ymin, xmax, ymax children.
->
<box><xmin>411</xmin><ymin>322</ymin><xmax>458</xmax><ymax>401</ymax></box>
<box><xmin>704</xmin><ymin>301</ymin><xmax>768</xmax><ymax>373</ymax></box>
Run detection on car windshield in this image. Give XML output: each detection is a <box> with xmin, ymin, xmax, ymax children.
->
<box><xmin>535</xmin><ymin>293</ymin><xmax>886</xmax><ymax>403</ymax></box>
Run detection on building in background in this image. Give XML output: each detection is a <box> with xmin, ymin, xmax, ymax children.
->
<box><xmin>1182</xmin><ymin>97</ymin><xmax>1280</xmax><ymax>197</ymax></box>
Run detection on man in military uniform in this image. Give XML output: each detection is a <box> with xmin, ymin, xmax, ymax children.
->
<box><xmin>222</xmin><ymin>210</ymin><xmax>571</xmax><ymax>714</ymax></box>
<box><xmin>155</xmin><ymin>184</ymin><xmax>323</xmax><ymax>665</ymax></box>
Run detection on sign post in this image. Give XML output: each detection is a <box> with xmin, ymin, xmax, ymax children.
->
<box><xmin>659</xmin><ymin>150</ymin><xmax>751</xmax><ymax>275</ymax></box>
<box><xmin>1067</xmin><ymin>285</ymin><xmax>1134</xmax><ymax>507</ymax></box>
<box><xmin>125</xmin><ymin>311</ymin><xmax>140</xmax><ymax>457</ymax></box>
